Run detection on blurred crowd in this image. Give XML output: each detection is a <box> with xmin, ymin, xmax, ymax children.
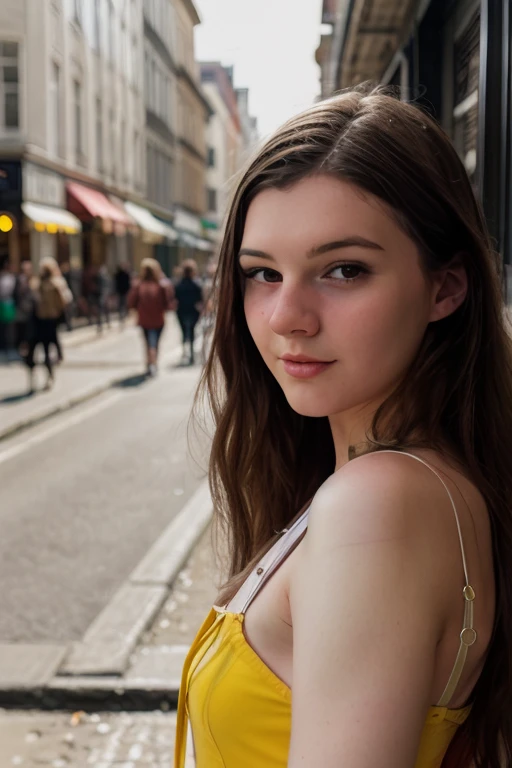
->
<box><xmin>0</xmin><ymin>254</ymin><xmax>216</xmax><ymax>393</ymax></box>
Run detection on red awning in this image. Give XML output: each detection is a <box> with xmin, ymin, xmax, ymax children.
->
<box><xmin>66</xmin><ymin>181</ymin><xmax>134</xmax><ymax>234</ymax></box>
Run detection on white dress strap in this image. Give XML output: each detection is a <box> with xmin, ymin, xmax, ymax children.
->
<box><xmin>378</xmin><ymin>450</ymin><xmax>477</xmax><ymax>707</ymax></box>
<box><xmin>225</xmin><ymin>505</ymin><xmax>311</xmax><ymax>615</ymax></box>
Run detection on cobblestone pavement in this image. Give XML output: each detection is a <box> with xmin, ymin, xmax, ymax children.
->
<box><xmin>0</xmin><ymin>709</ymin><xmax>194</xmax><ymax>767</ymax></box>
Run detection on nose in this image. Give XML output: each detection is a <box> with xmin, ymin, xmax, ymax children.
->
<box><xmin>268</xmin><ymin>281</ymin><xmax>320</xmax><ymax>337</ymax></box>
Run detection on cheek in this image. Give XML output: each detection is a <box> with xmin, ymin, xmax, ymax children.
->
<box><xmin>328</xmin><ymin>276</ymin><xmax>430</xmax><ymax>363</ymax></box>
<box><xmin>244</xmin><ymin>289</ymin><xmax>270</xmax><ymax>346</ymax></box>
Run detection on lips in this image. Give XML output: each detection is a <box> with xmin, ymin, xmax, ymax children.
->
<box><xmin>279</xmin><ymin>355</ymin><xmax>335</xmax><ymax>379</ymax></box>
<box><xmin>280</xmin><ymin>354</ymin><xmax>331</xmax><ymax>364</ymax></box>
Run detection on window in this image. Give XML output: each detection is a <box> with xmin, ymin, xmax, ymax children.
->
<box><xmin>121</xmin><ymin>121</ymin><xmax>127</xmax><ymax>182</ymax></box>
<box><xmin>73</xmin><ymin>80</ymin><xmax>83</xmax><ymax>163</ymax></box>
<box><xmin>151</xmin><ymin>60</ymin><xmax>157</xmax><ymax>111</ymax></box>
<box><xmin>74</xmin><ymin>0</ymin><xmax>84</xmax><ymax>26</ymax></box>
<box><xmin>96</xmin><ymin>98</ymin><xmax>103</xmax><ymax>171</ymax></box>
<box><xmin>207</xmin><ymin>147</ymin><xmax>215</xmax><ymax>167</ymax></box>
<box><xmin>121</xmin><ymin>20</ymin><xmax>128</xmax><ymax>73</ymax></box>
<box><xmin>108</xmin><ymin>0</ymin><xmax>115</xmax><ymax>64</ymax></box>
<box><xmin>49</xmin><ymin>62</ymin><xmax>60</xmax><ymax>157</ymax></box>
<box><xmin>146</xmin><ymin>142</ymin><xmax>154</xmax><ymax>200</ymax></box>
<box><xmin>93</xmin><ymin>0</ymin><xmax>101</xmax><ymax>51</ymax></box>
<box><xmin>144</xmin><ymin>52</ymin><xmax>150</xmax><ymax>104</ymax></box>
<box><xmin>134</xmin><ymin>129</ymin><xmax>140</xmax><ymax>185</ymax></box>
<box><xmin>131</xmin><ymin>35</ymin><xmax>138</xmax><ymax>88</ymax></box>
<box><xmin>109</xmin><ymin>108</ymin><xmax>116</xmax><ymax>180</ymax></box>
<box><xmin>0</xmin><ymin>42</ymin><xmax>19</xmax><ymax>129</ymax></box>
<box><xmin>208</xmin><ymin>188</ymin><xmax>217</xmax><ymax>212</ymax></box>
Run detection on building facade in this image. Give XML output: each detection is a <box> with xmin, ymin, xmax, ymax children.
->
<box><xmin>317</xmin><ymin>0</ymin><xmax>512</xmax><ymax>275</ymax></box>
<box><xmin>200</xmin><ymin>62</ymin><xmax>242</xmax><ymax>244</ymax></box>
<box><xmin>0</xmin><ymin>0</ymin><xmax>148</xmax><ymax>272</ymax></box>
<box><xmin>141</xmin><ymin>0</ymin><xmax>180</xmax><ymax>274</ymax></box>
<box><xmin>0</xmin><ymin>0</ymin><xmax>220</xmax><ymax>278</ymax></box>
<box><xmin>235</xmin><ymin>87</ymin><xmax>258</xmax><ymax>159</ymax></box>
<box><xmin>172</xmin><ymin>0</ymin><xmax>213</xmax><ymax>266</ymax></box>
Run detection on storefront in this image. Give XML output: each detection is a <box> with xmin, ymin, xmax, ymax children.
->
<box><xmin>0</xmin><ymin>160</ymin><xmax>22</xmax><ymax>268</ymax></box>
<box><xmin>174</xmin><ymin>207</ymin><xmax>214</xmax><ymax>271</ymax></box>
<box><xmin>66</xmin><ymin>181</ymin><xmax>136</xmax><ymax>271</ymax></box>
<box><xmin>0</xmin><ymin>161</ymin><xmax>83</xmax><ymax>271</ymax></box>
<box><xmin>21</xmin><ymin>201</ymin><xmax>81</xmax><ymax>269</ymax></box>
<box><xmin>124</xmin><ymin>200</ymin><xmax>178</xmax><ymax>275</ymax></box>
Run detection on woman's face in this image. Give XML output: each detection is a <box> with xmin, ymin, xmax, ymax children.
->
<box><xmin>240</xmin><ymin>175</ymin><xmax>439</xmax><ymax>421</ymax></box>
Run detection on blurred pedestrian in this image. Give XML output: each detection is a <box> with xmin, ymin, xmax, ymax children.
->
<box><xmin>25</xmin><ymin>257</ymin><xmax>72</xmax><ymax>392</ymax></box>
<box><xmin>0</xmin><ymin>253</ymin><xmax>17</xmax><ymax>360</ymax></box>
<box><xmin>114</xmin><ymin>261</ymin><xmax>132</xmax><ymax>327</ymax></box>
<box><xmin>175</xmin><ymin>88</ymin><xmax>510</xmax><ymax>768</ymax></box>
<box><xmin>174</xmin><ymin>259</ymin><xmax>203</xmax><ymax>365</ymax></box>
<box><xmin>97</xmin><ymin>265</ymin><xmax>112</xmax><ymax>331</ymax></box>
<box><xmin>127</xmin><ymin>257</ymin><xmax>175</xmax><ymax>377</ymax></box>
<box><xmin>82</xmin><ymin>264</ymin><xmax>111</xmax><ymax>332</ymax></box>
<box><xmin>59</xmin><ymin>261</ymin><xmax>74</xmax><ymax>331</ymax></box>
<box><xmin>171</xmin><ymin>264</ymin><xmax>183</xmax><ymax>286</ymax></box>
<box><xmin>14</xmin><ymin>259</ymin><xmax>35</xmax><ymax>356</ymax></box>
<box><xmin>81</xmin><ymin>264</ymin><xmax>98</xmax><ymax>326</ymax></box>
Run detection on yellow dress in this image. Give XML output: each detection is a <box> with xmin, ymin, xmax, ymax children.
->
<box><xmin>175</xmin><ymin>452</ymin><xmax>476</xmax><ymax>767</ymax></box>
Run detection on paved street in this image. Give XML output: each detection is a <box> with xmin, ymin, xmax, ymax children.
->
<box><xmin>0</xmin><ymin>483</ymin><xmax>219</xmax><ymax>767</ymax></box>
<box><xmin>0</xmin><ymin>709</ymin><xmax>195</xmax><ymax>767</ymax></box>
<box><xmin>0</xmin><ymin>318</ymin><xmax>209</xmax><ymax>644</ymax></box>
<box><xmin>0</xmin><ymin>316</ymin><xmax>182</xmax><ymax>440</ymax></box>
<box><xmin>0</xmin><ymin>318</ymin><xmax>220</xmax><ymax>765</ymax></box>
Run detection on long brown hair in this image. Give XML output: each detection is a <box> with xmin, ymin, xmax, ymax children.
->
<box><xmin>195</xmin><ymin>86</ymin><xmax>512</xmax><ymax>766</ymax></box>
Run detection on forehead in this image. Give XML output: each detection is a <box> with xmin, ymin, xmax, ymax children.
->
<box><xmin>241</xmin><ymin>175</ymin><xmax>405</xmax><ymax>252</ymax></box>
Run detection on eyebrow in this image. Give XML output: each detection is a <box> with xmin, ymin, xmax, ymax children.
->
<box><xmin>238</xmin><ymin>237</ymin><xmax>385</xmax><ymax>261</ymax></box>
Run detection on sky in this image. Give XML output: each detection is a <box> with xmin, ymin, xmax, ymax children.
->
<box><xmin>194</xmin><ymin>0</ymin><xmax>324</xmax><ymax>139</ymax></box>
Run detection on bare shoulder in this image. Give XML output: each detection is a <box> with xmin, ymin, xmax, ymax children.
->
<box><xmin>287</xmin><ymin>451</ymin><xmax>459</xmax><ymax>766</ymax></box>
<box><xmin>306</xmin><ymin>450</ymin><xmax>450</xmax><ymax>549</ymax></box>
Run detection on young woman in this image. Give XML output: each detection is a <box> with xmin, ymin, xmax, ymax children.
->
<box><xmin>25</xmin><ymin>257</ymin><xmax>72</xmax><ymax>392</ymax></box>
<box><xmin>174</xmin><ymin>88</ymin><xmax>512</xmax><ymax>767</ymax></box>
<box><xmin>128</xmin><ymin>257</ymin><xmax>174</xmax><ymax>377</ymax></box>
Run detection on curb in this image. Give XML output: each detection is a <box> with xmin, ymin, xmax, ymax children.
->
<box><xmin>0</xmin><ymin>481</ymin><xmax>213</xmax><ymax>711</ymax></box>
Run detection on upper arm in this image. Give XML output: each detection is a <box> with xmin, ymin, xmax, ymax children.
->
<box><xmin>288</xmin><ymin>455</ymin><xmax>445</xmax><ymax>768</ymax></box>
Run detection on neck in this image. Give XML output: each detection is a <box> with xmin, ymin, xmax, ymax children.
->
<box><xmin>329</xmin><ymin>401</ymin><xmax>380</xmax><ymax>471</ymax></box>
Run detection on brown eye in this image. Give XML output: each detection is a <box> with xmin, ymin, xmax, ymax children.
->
<box><xmin>244</xmin><ymin>268</ymin><xmax>282</xmax><ymax>283</ymax></box>
<box><xmin>327</xmin><ymin>264</ymin><xmax>366</xmax><ymax>282</ymax></box>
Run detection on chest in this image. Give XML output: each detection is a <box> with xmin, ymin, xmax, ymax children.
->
<box><xmin>239</xmin><ymin>538</ymin><xmax>304</xmax><ymax>689</ymax></box>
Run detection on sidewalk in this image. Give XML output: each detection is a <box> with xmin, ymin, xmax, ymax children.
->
<box><xmin>0</xmin><ymin>523</ymin><xmax>218</xmax><ymax>766</ymax></box>
<box><xmin>0</xmin><ymin>315</ymin><xmax>184</xmax><ymax>441</ymax></box>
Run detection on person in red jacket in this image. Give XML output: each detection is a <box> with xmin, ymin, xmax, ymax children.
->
<box><xmin>128</xmin><ymin>258</ymin><xmax>175</xmax><ymax>377</ymax></box>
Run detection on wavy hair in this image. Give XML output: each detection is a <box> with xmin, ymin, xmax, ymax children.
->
<box><xmin>194</xmin><ymin>86</ymin><xmax>512</xmax><ymax>767</ymax></box>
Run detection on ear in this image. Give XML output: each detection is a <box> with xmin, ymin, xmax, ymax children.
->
<box><xmin>429</xmin><ymin>257</ymin><xmax>468</xmax><ymax>323</ymax></box>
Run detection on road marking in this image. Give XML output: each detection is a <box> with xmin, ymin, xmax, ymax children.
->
<box><xmin>0</xmin><ymin>391</ymin><xmax>124</xmax><ymax>466</ymax></box>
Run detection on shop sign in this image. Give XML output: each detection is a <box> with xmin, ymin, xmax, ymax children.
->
<box><xmin>22</xmin><ymin>162</ymin><xmax>65</xmax><ymax>207</ymax></box>
<box><xmin>174</xmin><ymin>208</ymin><xmax>202</xmax><ymax>235</ymax></box>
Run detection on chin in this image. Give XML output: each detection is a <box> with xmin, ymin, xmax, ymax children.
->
<box><xmin>282</xmin><ymin>390</ymin><xmax>342</xmax><ymax>419</ymax></box>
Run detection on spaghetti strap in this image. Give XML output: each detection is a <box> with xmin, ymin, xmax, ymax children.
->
<box><xmin>225</xmin><ymin>506</ymin><xmax>311</xmax><ymax>615</ymax></box>
<box><xmin>226</xmin><ymin>449</ymin><xmax>477</xmax><ymax>708</ymax></box>
<box><xmin>378</xmin><ymin>450</ymin><xmax>477</xmax><ymax>707</ymax></box>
